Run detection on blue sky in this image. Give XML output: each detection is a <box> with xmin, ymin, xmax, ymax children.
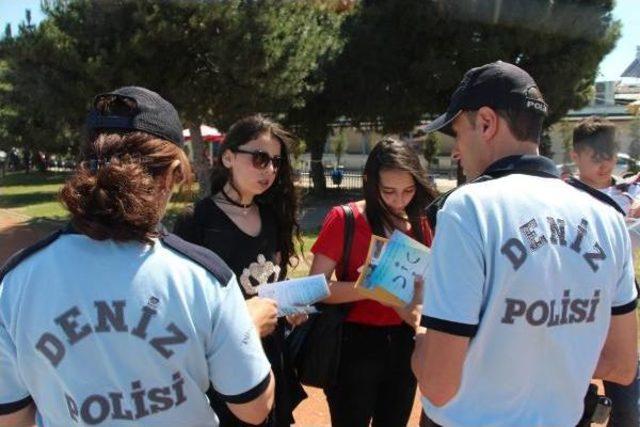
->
<box><xmin>0</xmin><ymin>0</ymin><xmax>638</xmax><ymax>81</ymax></box>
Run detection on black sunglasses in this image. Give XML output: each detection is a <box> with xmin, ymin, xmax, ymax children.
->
<box><xmin>234</xmin><ymin>148</ymin><xmax>282</xmax><ymax>170</ymax></box>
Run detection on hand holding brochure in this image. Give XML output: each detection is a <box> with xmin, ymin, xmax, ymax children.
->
<box><xmin>356</xmin><ymin>230</ymin><xmax>430</xmax><ymax>306</ymax></box>
<box><xmin>354</xmin><ymin>235</ymin><xmax>405</xmax><ymax>307</ymax></box>
<box><xmin>257</xmin><ymin>274</ymin><xmax>330</xmax><ymax>317</ymax></box>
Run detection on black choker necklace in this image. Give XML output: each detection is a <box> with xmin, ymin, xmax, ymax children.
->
<box><xmin>220</xmin><ymin>188</ymin><xmax>254</xmax><ymax>213</ymax></box>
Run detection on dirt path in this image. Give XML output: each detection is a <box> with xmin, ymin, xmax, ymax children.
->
<box><xmin>294</xmin><ymin>386</ymin><xmax>423</xmax><ymax>426</ymax></box>
<box><xmin>0</xmin><ymin>210</ymin><xmax>60</xmax><ymax>264</ymax></box>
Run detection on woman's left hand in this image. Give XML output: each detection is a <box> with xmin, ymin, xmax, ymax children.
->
<box><xmin>286</xmin><ymin>312</ymin><xmax>310</xmax><ymax>327</ymax></box>
<box><xmin>393</xmin><ymin>276</ymin><xmax>424</xmax><ymax>331</ymax></box>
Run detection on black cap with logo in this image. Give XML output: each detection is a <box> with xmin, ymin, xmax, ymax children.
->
<box><xmin>86</xmin><ymin>86</ymin><xmax>184</xmax><ymax>147</ymax></box>
<box><xmin>425</xmin><ymin>61</ymin><xmax>548</xmax><ymax>136</ymax></box>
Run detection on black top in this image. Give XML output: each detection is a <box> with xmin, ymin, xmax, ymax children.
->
<box><xmin>175</xmin><ymin>197</ymin><xmax>281</xmax><ymax>296</ymax></box>
<box><xmin>173</xmin><ymin>198</ymin><xmax>304</xmax><ymax>427</ymax></box>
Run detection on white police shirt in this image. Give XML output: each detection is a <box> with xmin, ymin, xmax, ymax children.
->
<box><xmin>0</xmin><ymin>229</ymin><xmax>271</xmax><ymax>426</ymax></box>
<box><xmin>421</xmin><ymin>156</ymin><xmax>637</xmax><ymax>427</ymax></box>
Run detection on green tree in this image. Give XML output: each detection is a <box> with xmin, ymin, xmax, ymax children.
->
<box><xmin>294</xmin><ymin>0</ymin><xmax>619</xmax><ymax>190</ymax></box>
<box><xmin>331</xmin><ymin>129</ymin><xmax>347</xmax><ymax>169</ymax></box>
<box><xmin>1</xmin><ymin>0</ymin><xmax>342</xmax><ymax>191</ymax></box>
<box><xmin>423</xmin><ymin>132</ymin><xmax>440</xmax><ymax>167</ymax></box>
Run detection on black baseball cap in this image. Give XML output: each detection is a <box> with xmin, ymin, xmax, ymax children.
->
<box><xmin>425</xmin><ymin>61</ymin><xmax>548</xmax><ymax>136</ymax></box>
<box><xmin>86</xmin><ymin>86</ymin><xmax>184</xmax><ymax>146</ymax></box>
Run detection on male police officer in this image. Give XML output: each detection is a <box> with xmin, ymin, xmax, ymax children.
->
<box><xmin>411</xmin><ymin>61</ymin><xmax>638</xmax><ymax>426</ymax></box>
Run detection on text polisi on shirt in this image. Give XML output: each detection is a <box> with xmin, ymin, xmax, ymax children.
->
<box><xmin>34</xmin><ymin>299</ymin><xmax>190</xmax><ymax>424</ymax></box>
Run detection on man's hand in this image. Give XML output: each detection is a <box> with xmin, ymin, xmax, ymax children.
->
<box><xmin>246</xmin><ymin>297</ymin><xmax>278</xmax><ymax>337</ymax></box>
<box><xmin>393</xmin><ymin>276</ymin><xmax>424</xmax><ymax>330</ymax></box>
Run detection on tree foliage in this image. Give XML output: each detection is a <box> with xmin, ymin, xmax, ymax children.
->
<box><xmin>0</xmin><ymin>0</ymin><xmax>342</xmax><ymax>186</ymax></box>
<box><xmin>291</xmin><ymin>0</ymin><xmax>619</xmax><ymax>190</ymax></box>
<box><xmin>0</xmin><ymin>0</ymin><xmax>619</xmax><ymax>191</ymax></box>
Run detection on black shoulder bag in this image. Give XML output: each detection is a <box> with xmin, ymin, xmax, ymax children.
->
<box><xmin>287</xmin><ymin>204</ymin><xmax>355</xmax><ymax>389</ymax></box>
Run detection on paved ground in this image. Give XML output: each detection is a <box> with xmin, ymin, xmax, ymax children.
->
<box><xmin>0</xmin><ymin>210</ymin><xmax>62</xmax><ymax>264</ymax></box>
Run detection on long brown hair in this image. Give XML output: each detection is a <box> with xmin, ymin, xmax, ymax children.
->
<box><xmin>363</xmin><ymin>138</ymin><xmax>438</xmax><ymax>241</ymax></box>
<box><xmin>210</xmin><ymin>115</ymin><xmax>301</xmax><ymax>277</ymax></box>
<box><xmin>60</xmin><ymin>131</ymin><xmax>192</xmax><ymax>243</ymax></box>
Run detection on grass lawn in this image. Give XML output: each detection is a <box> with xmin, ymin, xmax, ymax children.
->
<box><xmin>0</xmin><ymin>171</ymin><xmax>197</xmax><ymax>221</ymax></box>
<box><xmin>0</xmin><ymin>172</ymin><xmax>71</xmax><ymax>220</ymax></box>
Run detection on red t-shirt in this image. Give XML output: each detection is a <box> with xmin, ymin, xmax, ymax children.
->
<box><xmin>311</xmin><ymin>202</ymin><xmax>433</xmax><ymax>326</ymax></box>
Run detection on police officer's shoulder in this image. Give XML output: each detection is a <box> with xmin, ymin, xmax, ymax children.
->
<box><xmin>0</xmin><ymin>228</ymin><xmax>64</xmax><ymax>283</ymax></box>
<box><xmin>425</xmin><ymin>176</ymin><xmax>493</xmax><ymax>229</ymax></box>
<box><xmin>566</xmin><ymin>177</ymin><xmax>625</xmax><ymax>216</ymax></box>
<box><xmin>160</xmin><ymin>232</ymin><xmax>234</xmax><ymax>287</ymax></box>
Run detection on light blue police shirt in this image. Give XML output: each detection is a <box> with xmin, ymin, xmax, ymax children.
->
<box><xmin>0</xmin><ymin>231</ymin><xmax>271</xmax><ymax>426</ymax></box>
<box><xmin>421</xmin><ymin>158</ymin><xmax>637</xmax><ymax>426</ymax></box>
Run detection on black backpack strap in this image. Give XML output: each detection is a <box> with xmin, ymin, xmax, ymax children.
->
<box><xmin>340</xmin><ymin>204</ymin><xmax>355</xmax><ymax>280</ymax></box>
<box><xmin>160</xmin><ymin>232</ymin><xmax>234</xmax><ymax>287</ymax></box>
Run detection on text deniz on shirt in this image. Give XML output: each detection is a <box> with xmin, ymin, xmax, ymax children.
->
<box><xmin>65</xmin><ymin>371</ymin><xmax>187</xmax><ymax>424</ymax></box>
<box><xmin>500</xmin><ymin>217</ymin><xmax>607</xmax><ymax>272</ymax></box>
<box><xmin>35</xmin><ymin>300</ymin><xmax>188</xmax><ymax>367</ymax></box>
<box><xmin>33</xmin><ymin>300</ymin><xmax>191</xmax><ymax>424</ymax></box>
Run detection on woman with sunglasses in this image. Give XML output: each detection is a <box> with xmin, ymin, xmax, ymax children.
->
<box><xmin>174</xmin><ymin>114</ymin><xmax>305</xmax><ymax>427</ymax></box>
<box><xmin>309</xmin><ymin>138</ymin><xmax>438</xmax><ymax>427</ymax></box>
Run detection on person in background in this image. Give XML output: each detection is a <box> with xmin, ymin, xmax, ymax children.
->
<box><xmin>309</xmin><ymin>138</ymin><xmax>438</xmax><ymax>427</ymax></box>
<box><xmin>571</xmin><ymin>115</ymin><xmax>640</xmax><ymax>426</ymax></box>
<box><xmin>572</xmin><ymin>116</ymin><xmax>640</xmax><ymax>217</ymax></box>
<box><xmin>0</xmin><ymin>87</ymin><xmax>273</xmax><ymax>427</ymax></box>
<box><xmin>174</xmin><ymin>114</ymin><xmax>306</xmax><ymax>427</ymax></box>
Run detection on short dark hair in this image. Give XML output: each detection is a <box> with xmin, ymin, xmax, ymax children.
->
<box><xmin>572</xmin><ymin>116</ymin><xmax>617</xmax><ymax>160</ymax></box>
<box><xmin>466</xmin><ymin>107</ymin><xmax>545</xmax><ymax>144</ymax></box>
<box><xmin>496</xmin><ymin>108</ymin><xmax>545</xmax><ymax>143</ymax></box>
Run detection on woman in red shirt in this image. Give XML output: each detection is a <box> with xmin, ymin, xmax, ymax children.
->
<box><xmin>309</xmin><ymin>138</ymin><xmax>438</xmax><ymax>427</ymax></box>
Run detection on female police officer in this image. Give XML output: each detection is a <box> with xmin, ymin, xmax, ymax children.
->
<box><xmin>0</xmin><ymin>87</ymin><xmax>274</xmax><ymax>426</ymax></box>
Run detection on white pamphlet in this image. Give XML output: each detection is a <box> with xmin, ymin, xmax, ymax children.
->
<box><xmin>257</xmin><ymin>274</ymin><xmax>330</xmax><ymax>317</ymax></box>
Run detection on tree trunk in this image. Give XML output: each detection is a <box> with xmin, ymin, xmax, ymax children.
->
<box><xmin>309</xmin><ymin>134</ymin><xmax>327</xmax><ymax>193</ymax></box>
<box><xmin>456</xmin><ymin>161</ymin><xmax>466</xmax><ymax>186</ymax></box>
<box><xmin>24</xmin><ymin>148</ymin><xmax>31</xmax><ymax>174</ymax></box>
<box><xmin>189</xmin><ymin>124</ymin><xmax>211</xmax><ymax>197</ymax></box>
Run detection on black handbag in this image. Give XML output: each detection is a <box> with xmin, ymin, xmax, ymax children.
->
<box><xmin>288</xmin><ymin>204</ymin><xmax>355</xmax><ymax>389</ymax></box>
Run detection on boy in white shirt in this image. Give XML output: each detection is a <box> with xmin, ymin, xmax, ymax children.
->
<box><xmin>572</xmin><ymin>115</ymin><xmax>640</xmax><ymax>426</ymax></box>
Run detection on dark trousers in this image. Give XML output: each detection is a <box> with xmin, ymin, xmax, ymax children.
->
<box><xmin>603</xmin><ymin>359</ymin><xmax>640</xmax><ymax>427</ymax></box>
<box><xmin>419</xmin><ymin>411</ymin><xmax>442</xmax><ymax>427</ymax></box>
<box><xmin>324</xmin><ymin>322</ymin><xmax>417</xmax><ymax>427</ymax></box>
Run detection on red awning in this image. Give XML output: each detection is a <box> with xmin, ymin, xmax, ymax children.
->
<box><xmin>183</xmin><ymin>125</ymin><xmax>224</xmax><ymax>143</ymax></box>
